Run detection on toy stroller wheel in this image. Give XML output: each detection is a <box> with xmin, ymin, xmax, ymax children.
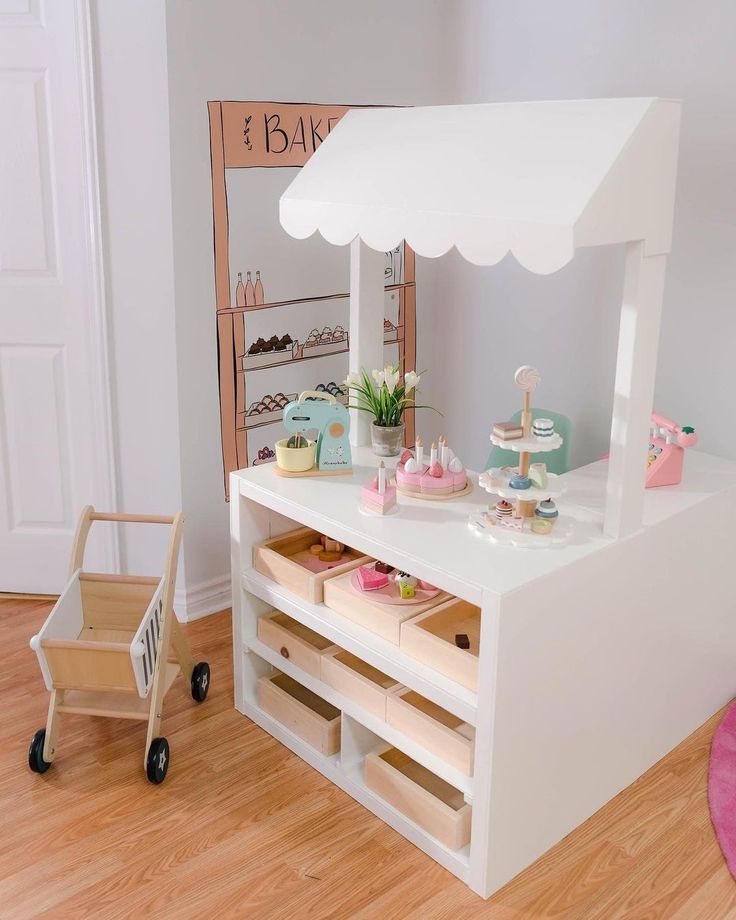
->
<box><xmin>191</xmin><ymin>661</ymin><xmax>211</xmax><ymax>703</ymax></box>
<box><xmin>146</xmin><ymin>737</ymin><xmax>170</xmax><ymax>784</ymax></box>
<box><xmin>28</xmin><ymin>728</ymin><xmax>52</xmax><ymax>774</ymax></box>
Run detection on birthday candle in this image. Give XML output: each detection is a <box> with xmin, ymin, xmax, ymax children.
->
<box><xmin>430</xmin><ymin>442</ymin><xmax>437</xmax><ymax>467</ymax></box>
<box><xmin>378</xmin><ymin>460</ymin><xmax>386</xmax><ymax>494</ymax></box>
<box><xmin>416</xmin><ymin>436</ymin><xmax>424</xmax><ymax>469</ymax></box>
<box><xmin>439</xmin><ymin>435</ymin><xmax>448</xmax><ymax>469</ymax></box>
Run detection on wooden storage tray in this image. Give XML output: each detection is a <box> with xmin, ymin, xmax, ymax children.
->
<box><xmin>365</xmin><ymin>746</ymin><xmax>471</xmax><ymax>851</ymax></box>
<box><xmin>257</xmin><ymin>671</ymin><xmax>341</xmax><ymax>756</ymax></box>
<box><xmin>323</xmin><ymin>569</ymin><xmax>452</xmax><ymax>644</ymax></box>
<box><xmin>321</xmin><ymin>649</ymin><xmax>401</xmax><ymax>719</ymax></box>
<box><xmin>254</xmin><ymin>526</ymin><xmax>370</xmax><ymax>604</ymax></box>
<box><xmin>386</xmin><ymin>687</ymin><xmax>475</xmax><ymax>776</ymax></box>
<box><xmin>257</xmin><ymin>610</ymin><xmax>338</xmax><ymax>679</ymax></box>
<box><xmin>400</xmin><ymin>598</ymin><xmax>481</xmax><ymax>692</ymax></box>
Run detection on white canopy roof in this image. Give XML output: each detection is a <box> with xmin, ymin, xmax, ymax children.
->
<box><xmin>280</xmin><ymin>98</ymin><xmax>681</xmax><ymax>274</ymax></box>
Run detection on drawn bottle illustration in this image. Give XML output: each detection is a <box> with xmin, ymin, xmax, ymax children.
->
<box><xmin>235</xmin><ymin>272</ymin><xmax>246</xmax><ymax>307</ymax></box>
<box><xmin>254</xmin><ymin>270</ymin><xmax>265</xmax><ymax>305</ymax></box>
<box><xmin>244</xmin><ymin>271</ymin><xmax>255</xmax><ymax>307</ymax></box>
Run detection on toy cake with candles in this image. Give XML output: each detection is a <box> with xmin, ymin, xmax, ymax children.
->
<box><xmin>395</xmin><ymin>435</ymin><xmax>470</xmax><ymax>499</ymax></box>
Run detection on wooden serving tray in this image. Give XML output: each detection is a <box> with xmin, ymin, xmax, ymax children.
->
<box><xmin>257</xmin><ymin>611</ymin><xmax>338</xmax><ymax>679</ymax></box>
<box><xmin>399</xmin><ymin>598</ymin><xmax>481</xmax><ymax>692</ymax></box>
<box><xmin>386</xmin><ymin>687</ymin><xmax>475</xmax><ymax>776</ymax></box>
<box><xmin>323</xmin><ymin>569</ymin><xmax>451</xmax><ymax>644</ymax></box>
<box><xmin>253</xmin><ymin>527</ymin><xmax>370</xmax><ymax>604</ymax></box>
<box><xmin>321</xmin><ymin>649</ymin><xmax>401</xmax><ymax>719</ymax></box>
<box><xmin>257</xmin><ymin>671</ymin><xmax>340</xmax><ymax>756</ymax></box>
<box><xmin>364</xmin><ymin>746</ymin><xmax>471</xmax><ymax>850</ymax></box>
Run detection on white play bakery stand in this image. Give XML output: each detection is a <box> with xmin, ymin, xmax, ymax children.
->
<box><xmin>231</xmin><ymin>99</ymin><xmax>736</xmax><ymax>898</ymax></box>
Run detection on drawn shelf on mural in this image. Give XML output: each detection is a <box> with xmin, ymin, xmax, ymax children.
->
<box><xmin>241</xmin><ymin>326</ymin><xmax>350</xmax><ymax>371</ymax></box>
<box><xmin>240</xmin><ymin>384</ymin><xmax>348</xmax><ymax>433</ymax></box>
<box><xmin>208</xmin><ymin>100</ymin><xmax>418</xmax><ymax>498</ymax></box>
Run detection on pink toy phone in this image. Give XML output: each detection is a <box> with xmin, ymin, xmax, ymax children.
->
<box><xmin>646</xmin><ymin>412</ymin><xmax>697</xmax><ymax>487</ymax></box>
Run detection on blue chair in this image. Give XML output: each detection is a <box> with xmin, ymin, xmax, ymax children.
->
<box><xmin>485</xmin><ymin>409</ymin><xmax>572</xmax><ymax>474</ymax></box>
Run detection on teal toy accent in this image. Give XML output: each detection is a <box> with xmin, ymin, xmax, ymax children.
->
<box><xmin>283</xmin><ymin>390</ymin><xmax>352</xmax><ymax>473</ymax></box>
<box><xmin>486</xmin><ymin>408</ymin><xmax>572</xmax><ymax>474</ymax></box>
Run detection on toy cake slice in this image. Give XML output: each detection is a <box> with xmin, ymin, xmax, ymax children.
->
<box><xmin>360</xmin><ymin>470</ymin><xmax>397</xmax><ymax>515</ymax></box>
<box><xmin>356</xmin><ymin>564</ymin><xmax>389</xmax><ymax>591</ymax></box>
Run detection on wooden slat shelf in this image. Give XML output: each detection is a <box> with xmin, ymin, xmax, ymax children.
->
<box><xmin>237</xmin><ymin>345</ymin><xmax>350</xmax><ymax>374</ymax></box>
<box><xmin>217</xmin><ymin>281</ymin><xmax>416</xmax><ymax>317</ymax></box>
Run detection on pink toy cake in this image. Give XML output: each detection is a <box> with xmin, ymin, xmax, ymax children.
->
<box><xmin>395</xmin><ymin>436</ymin><xmax>468</xmax><ymax>497</ymax></box>
<box><xmin>361</xmin><ymin>461</ymin><xmax>397</xmax><ymax>514</ymax></box>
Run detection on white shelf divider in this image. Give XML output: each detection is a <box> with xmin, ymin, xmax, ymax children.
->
<box><xmin>241</xmin><ymin>569</ymin><xmax>477</xmax><ymax>725</ymax></box>
<box><xmin>248</xmin><ymin>636</ymin><xmax>473</xmax><ymax>795</ymax></box>
<box><xmin>242</xmin><ymin>693</ymin><xmax>471</xmax><ymax>883</ymax></box>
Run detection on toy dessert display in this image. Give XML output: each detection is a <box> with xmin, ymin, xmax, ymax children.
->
<box><xmin>360</xmin><ymin>461</ymin><xmax>398</xmax><ymax>516</ymax></box>
<box><xmin>473</xmin><ymin>366</ymin><xmax>570</xmax><ymax>547</ymax></box>
<box><xmin>395</xmin><ymin>435</ymin><xmax>472</xmax><ymax>500</ymax></box>
<box><xmin>274</xmin><ymin>390</ymin><xmax>352</xmax><ymax>477</ymax></box>
<box><xmin>351</xmin><ymin>562</ymin><xmax>440</xmax><ymax>603</ymax></box>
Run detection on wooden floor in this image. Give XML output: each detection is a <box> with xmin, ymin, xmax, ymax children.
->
<box><xmin>3</xmin><ymin>597</ymin><xmax>735</xmax><ymax>919</ymax></box>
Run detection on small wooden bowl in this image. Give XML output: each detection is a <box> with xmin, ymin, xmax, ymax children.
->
<box><xmin>275</xmin><ymin>438</ymin><xmax>316</xmax><ymax>473</ymax></box>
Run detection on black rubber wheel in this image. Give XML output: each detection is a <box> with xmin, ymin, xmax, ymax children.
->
<box><xmin>191</xmin><ymin>661</ymin><xmax>211</xmax><ymax>703</ymax></box>
<box><xmin>146</xmin><ymin>737</ymin><xmax>170</xmax><ymax>784</ymax></box>
<box><xmin>28</xmin><ymin>728</ymin><xmax>52</xmax><ymax>774</ymax></box>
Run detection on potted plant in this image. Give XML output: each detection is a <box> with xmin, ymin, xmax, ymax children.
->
<box><xmin>344</xmin><ymin>365</ymin><xmax>437</xmax><ymax>457</ymax></box>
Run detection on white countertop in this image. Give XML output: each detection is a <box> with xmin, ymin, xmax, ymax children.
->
<box><xmin>232</xmin><ymin>448</ymin><xmax>736</xmax><ymax>604</ymax></box>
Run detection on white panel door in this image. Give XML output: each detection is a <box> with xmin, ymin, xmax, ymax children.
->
<box><xmin>0</xmin><ymin>0</ymin><xmax>116</xmax><ymax>592</ymax></box>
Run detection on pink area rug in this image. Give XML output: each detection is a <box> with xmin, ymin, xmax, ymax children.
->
<box><xmin>709</xmin><ymin>701</ymin><xmax>736</xmax><ymax>878</ymax></box>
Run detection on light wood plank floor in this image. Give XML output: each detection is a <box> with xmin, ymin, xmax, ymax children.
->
<box><xmin>3</xmin><ymin>597</ymin><xmax>735</xmax><ymax>919</ymax></box>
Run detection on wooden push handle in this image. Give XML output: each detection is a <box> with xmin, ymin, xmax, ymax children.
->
<box><xmin>89</xmin><ymin>512</ymin><xmax>176</xmax><ymax>524</ymax></box>
<box><xmin>69</xmin><ymin>506</ymin><xmax>181</xmax><ymax>576</ymax></box>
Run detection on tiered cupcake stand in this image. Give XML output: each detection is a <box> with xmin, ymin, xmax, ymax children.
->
<box><xmin>471</xmin><ymin>367</ymin><xmax>571</xmax><ymax>548</ymax></box>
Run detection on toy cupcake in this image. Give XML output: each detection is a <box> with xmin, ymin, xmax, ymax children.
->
<box><xmin>495</xmin><ymin>499</ymin><xmax>513</xmax><ymax>519</ymax></box>
<box><xmin>535</xmin><ymin>499</ymin><xmax>559</xmax><ymax>520</ymax></box>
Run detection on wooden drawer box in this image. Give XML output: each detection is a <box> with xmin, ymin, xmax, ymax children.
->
<box><xmin>386</xmin><ymin>688</ymin><xmax>475</xmax><ymax>776</ymax></box>
<box><xmin>323</xmin><ymin>569</ymin><xmax>451</xmax><ymax>644</ymax></box>
<box><xmin>257</xmin><ymin>671</ymin><xmax>341</xmax><ymax>755</ymax></box>
<box><xmin>400</xmin><ymin>599</ymin><xmax>481</xmax><ymax>692</ymax></box>
<box><xmin>365</xmin><ymin>747</ymin><xmax>471</xmax><ymax>851</ymax></box>
<box><xmin>254</xmin><ymin>526</ymin><xmax>370</xmax><ymax>604</ymax></box>
<box><xmin>257</xmin><ymin>611</ymin><xmax>337</xmax><ymax>679</ymax></box>
<box><xmin>321</xmin><ymin>649</ymin><xmax>401</xmax><ymax>719</ymax></box>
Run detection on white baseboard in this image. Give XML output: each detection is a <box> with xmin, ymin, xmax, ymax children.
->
<box><xmin>175</xmin><ymin>574</ymin><xmax>231</xmax><ymax>623</ymax></box>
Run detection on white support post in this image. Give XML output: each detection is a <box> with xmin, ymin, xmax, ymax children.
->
<box><xmin>604</xmin><ymin>241</ymin><xmax>668</xmax><ymax>539</ymax></box>
<box><xmin>349</xmin><ymin>238</ymin><xmax>385</xmax><ymax>447</ymax></box>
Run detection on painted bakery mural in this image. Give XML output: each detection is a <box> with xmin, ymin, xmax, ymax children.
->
<box><xmin>208</xmin><ymin>101</ymin><xmax>417</xmax><ymax>498</ymax></box>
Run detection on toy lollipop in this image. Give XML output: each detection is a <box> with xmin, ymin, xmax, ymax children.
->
<box><xmin>514</xmin><ymin>365</ymin><xmax>540</xmax><ymax>438</ymax></box>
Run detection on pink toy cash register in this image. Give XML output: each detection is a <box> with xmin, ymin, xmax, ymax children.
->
<box><xmin>646</xmin><ymin>412</ymin><xmax>697</xmax><ymax>487</ymax></box>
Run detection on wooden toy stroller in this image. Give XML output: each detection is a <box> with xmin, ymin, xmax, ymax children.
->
<box><xmin>28</xmin><ymin>507</ymin><xmax>210</xmax><ymax>784</ymax></box>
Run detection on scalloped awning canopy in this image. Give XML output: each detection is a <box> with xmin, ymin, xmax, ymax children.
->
<box><xmin>280</xmin><ymin>98</ymin><xmax>681</xmax><ymax>275</ymax></box>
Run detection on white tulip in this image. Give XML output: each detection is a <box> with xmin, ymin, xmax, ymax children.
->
<box><xmin>383</xmin><ymin>365</ymin><xmax>400</xmax><ymax>394</ymax></box>
<box><xmin>372</xmin><ymin>368</ymin><xmax>386</xmax><ymax>388</ymax></box>
<box><xmin>404</xmin><ymin>371</ymin><xmax>420</xmax><ymax>393</ymax></box>
<box><xmin>343</xmin><ymin>372</ymin><xmax>361</xmax><ymax>388</ymax></box>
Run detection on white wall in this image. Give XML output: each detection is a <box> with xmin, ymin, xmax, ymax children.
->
<box><xmin>92</xmin><ymin>0</ymin><xmax>185</xmax><ymax>583</ymax></box>
<box><xmin>426</xmin><ymin>0</ymin><xmax>736</xmax><ymax>471</ymax></box>
<box><xmin>164</xmin><ymin>0</ymin><xmax>459</xmax><ymax>615</ymax></box>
